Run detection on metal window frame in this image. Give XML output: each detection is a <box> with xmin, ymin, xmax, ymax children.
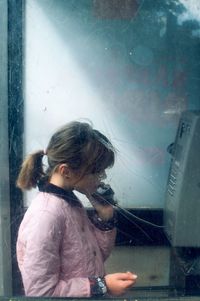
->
<box><xmin>8</xmin><ymin>0</ymin><xmax>24</xmax><ymax>296</ymax></box>
<box><xmin>0</xmin><ymin>0</ymin><xmax>24</xmax><ymax>296</ymax></box>
<box><xmin>0</xmin><ymin>0</ymin><xmax>12</xmax><ymax>295</ymax></box>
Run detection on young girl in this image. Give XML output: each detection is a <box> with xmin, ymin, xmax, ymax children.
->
<box><xmin>16</xmin><ymin>121</ymin><xmax>137</xmax><ymax>297</ymax></box>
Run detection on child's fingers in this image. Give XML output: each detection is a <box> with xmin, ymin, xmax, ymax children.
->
<box><xmin>125</xmin><ymin>271</ymin><xmax>138</xmax><ymax>280</ymax></box>
<box><xmin>115</xmin><ymin>272</ymin><xmax>137</xmax><ymax>281</ymax></box>
<box><xmin>124</xmin><ymin>280</ymin><xmax>136</xmax><ymax>288</ymax></box>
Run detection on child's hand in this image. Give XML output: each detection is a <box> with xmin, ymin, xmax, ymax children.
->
<box><xmin>86</xmin><ymin>194</ymin><xmax>114</xmax><ymax>221</ymax></box>
<box><xmin>105</xmin><ymin>272</ymin><xmax>137</xmax><ymax>296</ymax></box>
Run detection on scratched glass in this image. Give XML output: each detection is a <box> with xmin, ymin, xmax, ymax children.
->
<box><xmin>1</xmin><ymin>0</ymin><xmax>200</xmax><ymax>300</ymax></box>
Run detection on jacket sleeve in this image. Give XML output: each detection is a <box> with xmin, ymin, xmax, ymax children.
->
<box><xmin>92</xmin><ymin>226</ymin><xmax>117</xmax><ymax>261</ymax></box>
<box><xmin>87</xmin><ymin>212</ymin><xmax>116</xmax><ymax>261</ymax></box>
<box><xmin>18</xmin><ymin>210</ymin><xmax>91</xmax><ymax>297</ymax></box>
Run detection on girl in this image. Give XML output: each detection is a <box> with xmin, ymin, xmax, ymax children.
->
<box><xmin>16</xmin><ymin>121</ymin><xmax>137</xmax><ymax>297</ymax></box>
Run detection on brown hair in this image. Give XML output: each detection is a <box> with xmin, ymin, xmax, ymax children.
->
<box><xmin>17</xmin><ymin>121</ymin><xmax>115</xmax><ymax>190</ymax></box>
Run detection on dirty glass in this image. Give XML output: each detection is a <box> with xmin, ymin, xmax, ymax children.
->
<box><xmin>1</xmin><ymin>0</ymin><xmax>200</xmax><ymax>300</ymax></box>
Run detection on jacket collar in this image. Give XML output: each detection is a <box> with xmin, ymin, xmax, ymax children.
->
<box><xmin>38</xmin><ymin>181</ymin><xmax>82</xmax><ymax>207</ymax></box>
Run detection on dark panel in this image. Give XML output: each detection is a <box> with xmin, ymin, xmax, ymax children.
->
<box><xmin>8</xmin><ymin>0</ymin><xmax>24</xmax><ymax>295</ymax></box>
<box><xmin>88</xmin><ymin>208</ymin><xmax>169</xmax><ymax>246</ymax></box>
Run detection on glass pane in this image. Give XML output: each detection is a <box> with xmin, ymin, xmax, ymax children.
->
<box><xmin>13</xmin><ymin>0</ymin><xmax>200</xmax><ymax>299</ymax></box>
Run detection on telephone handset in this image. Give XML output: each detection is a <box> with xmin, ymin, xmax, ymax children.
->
<box><xmin>91</xmin><ymin>183</ymin><xmax>117</xmax><ymax>206</ymax></box>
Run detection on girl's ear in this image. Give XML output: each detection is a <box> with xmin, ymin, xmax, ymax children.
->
<box><xmin>58</xmin><ymin>164</ymin><xmax>72</xmax><ymax>179</ymax></box>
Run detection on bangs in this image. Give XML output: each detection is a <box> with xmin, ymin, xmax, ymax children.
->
<box><xmin>90</xmin><ymin>147</ymin><xmax>115</xmax><ymax>174</ymax></box>
<box><xmin>82</xmin><ymin>138</ymin><xmax>115</xmax><ymax>175</ymax></box>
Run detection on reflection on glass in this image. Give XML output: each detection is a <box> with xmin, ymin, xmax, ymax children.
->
<box><xmin>1</xmin><ymin>0</ymin><xmax>200</xmax><ymax>298</ymax></box>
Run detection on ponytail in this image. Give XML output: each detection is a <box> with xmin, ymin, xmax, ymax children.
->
<box><xmin>16</xmin><ymin>150</ymin><xmax>45</xmax><ymax>190</ymax></box>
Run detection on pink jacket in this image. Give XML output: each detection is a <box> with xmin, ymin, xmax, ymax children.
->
<box><xmin>16</xmin><ymin>185</ymin><xmax>116</xmax><ymax>297</ymax></box>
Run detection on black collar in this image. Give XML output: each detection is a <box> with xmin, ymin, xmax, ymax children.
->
<box><xmin>38</xmin><ymin>181</ymin><xmax>82</xmax><ymax>207</ymax></box>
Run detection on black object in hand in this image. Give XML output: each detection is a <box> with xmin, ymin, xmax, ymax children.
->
<box><xmin>91</xmin><ymin>183</ymin><xmax>117</xmax><ymax>206</ymax></box>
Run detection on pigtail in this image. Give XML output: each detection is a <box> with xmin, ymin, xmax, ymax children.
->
<box><xmin>16</xmin><ymin>150</ymin><xmax>45</xmax><ymax>190</ymax></box>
